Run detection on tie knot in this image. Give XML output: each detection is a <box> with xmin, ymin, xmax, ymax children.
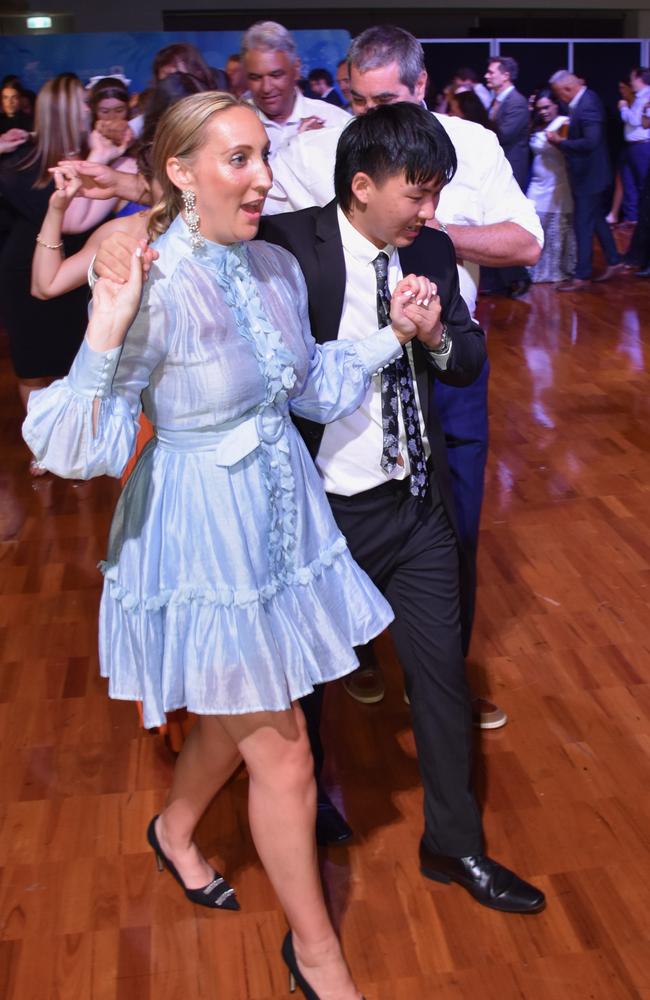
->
<box><xmin>372</xmin><ymin>251</ymin><xmax>390</xmax><ymax>283</ymax></box>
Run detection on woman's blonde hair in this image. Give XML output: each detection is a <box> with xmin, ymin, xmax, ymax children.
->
<box><xmin>147</xmin><ymin>91</ymin><xmax>253</xmax><ymax>240</ymax></box>
<box><xmin>24</xmin><ymin>73</ymin><xmax>88</xmax><ymax>187</ymax></box>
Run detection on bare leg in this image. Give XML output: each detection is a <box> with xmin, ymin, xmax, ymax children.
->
<box><xmin>607</xmin><ymin>172</ymin><xmax>623</xmax><ymax>225</ymax></box>
<box><xmin>155</xmin><ymin>717</ymin><xmax>242</xmax><ymax>888</ymax></box>
<box><xmin>222</xmin><ymin>705</ymin><xmax>361</xmax><ymax>1000</ymax></box>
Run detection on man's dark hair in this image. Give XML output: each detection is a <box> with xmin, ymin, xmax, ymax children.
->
<box><xmin>308</xmin><ymin>68</ymin><xmax>334</xmax><ymax>87</ymax></box>
<box><xmin>631</xmin><ymin>66</ymin><xmax>650</xmax><ymax>86</ymax></box>
<box><xmin>334</xmin><ymin>102</ymin><xmax>457</xmax><ymax>212</ymax></box>
<box><xmin>489</xmin><ymin>56</ymin><xmax>519</xmax><ymax>82</ymax></box>
<box><xmin>454</xmin><ymin>66</ymin><xmax>479</xmax><ymax>84</ymax></box>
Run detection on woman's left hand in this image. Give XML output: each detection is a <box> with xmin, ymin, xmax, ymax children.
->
<box><xmin>48</xmin><ymin>164</ymin><xmax>83</xmax><ymax>210</ymax></box>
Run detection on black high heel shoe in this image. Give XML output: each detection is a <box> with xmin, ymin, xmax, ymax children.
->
<box><xmin>146</xmin><ymin>815</ymin><xmax>239</xmax><ymax>910</ymax></box>
<box><xmin>281</xmin><ymin>932</ymin><xmax>366</xmax><ymax>1000</ymax></box>
<box><xmin>281</xmin><ymin>932</ymin><xmax>319</xmax><ymax>999</ymax></box>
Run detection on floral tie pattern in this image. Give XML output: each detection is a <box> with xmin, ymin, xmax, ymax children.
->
<box><xmin>372</xmin><ymin>251</ymin><xmax>429</xmax><ymax>501</ymax></box>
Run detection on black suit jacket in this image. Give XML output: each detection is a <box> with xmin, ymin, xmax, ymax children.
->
<box><xmin>560</xmin><ymin>88</ymin><xmax>612</xmax><ymax>195</ymax></box>
<box><xmin>259</xmin><ymin>200</ymin><xmax>487</xmax><ymax>532</ymax></box>
<box><xmin>494</xmin><ymin>88</ymin><xmax>530</xmax><ymax>191</ymax></box>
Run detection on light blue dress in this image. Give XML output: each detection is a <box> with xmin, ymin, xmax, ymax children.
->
<box><xmin>23</xmin><ymin>216</ymin><xmax>399</xmax><ymax>727</ymax></box>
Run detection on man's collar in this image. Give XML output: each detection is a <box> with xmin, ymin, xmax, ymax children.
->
<box><xmin>496</xmin><ymin>84</ymin><xmax>515</xmax><ymax>102</ymax></box>
<box><xmin>256</xmin><ymin>88</ymin><xmax>302</xmax><ymax>127</ymax></box>
<box><xmin>569</xmin><ymin>86</ymin><xmax>587</xmax><ymax>109</ymax></box>
<box><xmin>336</xmin><ymin>205</ymin><xmax>395</xmax><ymax>264</ymax></box>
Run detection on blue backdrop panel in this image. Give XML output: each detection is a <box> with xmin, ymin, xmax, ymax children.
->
<box><xmin>0</xmin><ymin>30</ymin><xmax>351</xmax><ymax>93</ymax></box>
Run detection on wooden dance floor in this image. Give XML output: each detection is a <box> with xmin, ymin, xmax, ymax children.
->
<box><xmin>1</xmin><ymin>268</ymin><xmax>649</xmax><ymax>998</ymax></box>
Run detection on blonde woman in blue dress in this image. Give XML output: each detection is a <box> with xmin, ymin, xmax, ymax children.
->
<box><xmin>23</xmin><ymin>92</ymin><xmax>438</xmax><ymax>999</ymax></box>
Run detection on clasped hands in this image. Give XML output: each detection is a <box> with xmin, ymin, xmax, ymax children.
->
<box><xmin>390</xmin><ymin>274</ymin><xmax>444</xmax><ymax>351</ymax></box>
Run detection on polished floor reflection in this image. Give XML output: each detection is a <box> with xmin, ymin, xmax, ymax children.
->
<box><xmin>0</xmin><ymin>267</ymin><xmax>649</xmax><ymax>999</ymax></box>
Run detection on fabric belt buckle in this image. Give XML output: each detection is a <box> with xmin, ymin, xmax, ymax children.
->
<box><xmin>256</xmin><ymin>405</ymin><xmax>285</xmax><ymax>444</ymax></box>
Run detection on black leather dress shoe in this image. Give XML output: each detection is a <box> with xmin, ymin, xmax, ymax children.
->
<box><xmin>419</xmin><ymin>842</ymin><xmax>545</xmax><ymax>914</ymax></box>
<box><xmin>316</xmin><ymin>795</ymin><xmax>353</xmax><ymax>847</ymax></box>
<box><xmin>509</xmin><ymin>277</ymin><xmax>531</xmax><ymax>298</ymax></box>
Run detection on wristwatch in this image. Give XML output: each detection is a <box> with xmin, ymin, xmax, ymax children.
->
<box><xmin>428</xmin><ymin>324</ymin><xmax>450</xmax><ymax>355</ymax></box>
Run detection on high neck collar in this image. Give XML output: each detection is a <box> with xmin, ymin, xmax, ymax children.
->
<box><xmin>161</xmin><ymin>213</ymin><xmax>248</xmax><ymax>272</ymax></box>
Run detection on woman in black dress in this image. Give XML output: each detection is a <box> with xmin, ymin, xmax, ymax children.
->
<box><xmin>0</xmin><ymin>72</ymin><xmax>133</xmax><ymax>470</ymax></box>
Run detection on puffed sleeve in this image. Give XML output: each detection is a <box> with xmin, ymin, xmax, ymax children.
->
<box><xmin>22</xmin><ymin>278</ymin><xmax>169</xmax><ymax>480</ymax></box>
<box><xmin>285</xmin><ymin>255</ymin><xmax>402</xmax><ymax>423</ymax></box>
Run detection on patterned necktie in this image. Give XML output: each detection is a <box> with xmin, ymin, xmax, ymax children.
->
<box><xmin>372</xmin><ymin>251</ymin><xmax>429</xmax><ymax>501</ymax></box>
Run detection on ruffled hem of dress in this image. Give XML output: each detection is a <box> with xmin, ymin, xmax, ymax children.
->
<box><xmin>98</xmin><ymin>538</ymin><xmax>394</xmax><ymax>729</ymax></box>
<box><xmin>99</xmin><ymin>534</ymin><xmax>350</xmax><ymax>611</ymax></box>
<box><xmin>103</xmin><ymin>657</ymin><xmax>362</xmax><ymax>728</ymax></box>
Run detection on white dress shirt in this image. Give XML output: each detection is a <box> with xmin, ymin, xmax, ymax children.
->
<box><xmin>494</xmin><ymin>84</ymin><xmax>515</xmax><ymax>105</ymax></box>
<box><xmin>474</xmin><ymin>82</ymin><xmax>492</xmax><ymax>110</ymax></box>
<box><xmin>568</xmin><ymin>87</ymin><xmax>587</xmax><ymax>111</ymax></box>
<box><xmin>620</xmin><ymin>85</ymin><xmax>650</xmax><ymax>142</ymax></box>
<box><xmin>255</xmin><ymin>89</ymin><xmax>350</xmax><ymax>157</ymax></box>
<box><xmin>262</xmin><ymin>113</ymin><xmax>543</xmax><ymax>316</ymax></box>
<box><xmin>317</xmin><ymin>208</ymin><xmax>449</xmax><ymax>497</ymax></box>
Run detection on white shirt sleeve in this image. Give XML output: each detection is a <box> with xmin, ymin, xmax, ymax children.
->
<box><xmin>263</xmin><ymin>124</ymin><xmax>345</xmax><ymax>215</ymax></box>
<box><xmin>436</xmin><ymin>116</ymin><xmax>543</xmax><ymax>246</ymax></box>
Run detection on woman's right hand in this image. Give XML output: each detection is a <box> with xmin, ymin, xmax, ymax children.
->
<box><xmin>95</xmin><ymin>230</ymin><xmax>159</xmax><ymax>284</ymax></box>
<box><xmin>86</xmin><ymin>243</ymin><xmax>146</xmax><ymax>351</ymax></box>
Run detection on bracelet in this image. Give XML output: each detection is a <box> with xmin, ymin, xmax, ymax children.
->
<box><xmin>88</xmin><ymin>254</ymin><xmax>98</xmax><ymax>290</ymax></box>
<box><xmin>437</xmin><ymin>221</ymin><xmax>449</xmax><ymax>236</ymax></box>
<box><xmin>36</xmin><ymin>234</ymin><xmax>63</xmax><ymax>250</ymax></box>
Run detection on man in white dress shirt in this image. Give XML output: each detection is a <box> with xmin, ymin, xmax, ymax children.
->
<box><xmin>619</xmin><ymin>67</ymin><xmax>650</xmax><ymax>223</ymax></box>
<box><xmin>241</xmin><ymin>21</ymin><xmax>350</xmax><ymax>158</ymax></box>
<box><xmin>263</xmin><ymin>26</ymin><xmax>542</xmax><ymax>728</ymax></box>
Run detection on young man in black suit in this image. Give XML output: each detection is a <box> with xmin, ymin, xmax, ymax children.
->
<box><xmin>260</xmin><ymin>104</ymin><xmax>545</xmax><ymax>915</ymax></box>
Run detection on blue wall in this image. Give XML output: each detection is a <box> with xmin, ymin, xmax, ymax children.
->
<box><xmin>0</xmin><ymin>30</ymin><xmax>351</xmax><ymax>93</ymax></box>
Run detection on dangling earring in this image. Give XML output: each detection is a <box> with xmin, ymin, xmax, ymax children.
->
<box><xmin>181</xmin><ymin>189</ymin><xmax>204</xmax><ymax>251</ymax></box>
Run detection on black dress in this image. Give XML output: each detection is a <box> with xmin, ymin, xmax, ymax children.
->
<box><xmin>0</xmin><ymin>147</ymin><xmax>93</xmax><ymax>379</ymax></box>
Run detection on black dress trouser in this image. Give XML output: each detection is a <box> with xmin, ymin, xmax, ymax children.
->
<box><xmin>300</xmin><ymin>477</ymin><xmax>484</xmax><ymax>857</ymax></box>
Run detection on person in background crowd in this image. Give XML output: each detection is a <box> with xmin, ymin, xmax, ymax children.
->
<box><xmin>225</xmin><ymin>53</ymin><xmax>248</xmax><ymax>98</ymax></box>
<box><xmin>88</xmin><ymin>76</ymin><xmax>134</xmax><ymax>154</ymax></box>
<box><xmin>24</xmin><ymin>89</ymin><xmax>406</xmax><ymax>1000</ymax></box>
<box><xmin>483</xmin><ymin>55</ymin><xmax>531</xmax><ymax>297</ymax></box>
<box><xmin>606</xmin><ymin>78</ymin><xmax>634</xmax><ymax>224</ymax></box>
<box><xmin>0</xmin><ymin>79</ymin><xmax>33</xmax><ymax>134</ymax></box>
<box><xmin>485</xmin><ymin>56</ymin><xmax>530</xmax><ymax>190</ymax></box>
<box><xmin>0</xmin><ymin>72</ymin><xmax>135</xmax><ymax>472</ymax></box>
<box><xmin>627</xmin><ymin>100</ymin><xmax>650</xmax><ymax>274</ymax></box>
<box><xmin>31</xmin><ymin>72</ymin><xmax>205</xmax><ymax>302</ymax></box>
<box><xmin>241</xmin><ymin>21</ymin><xmax>350</xmax><ymax>157</ymax></box>
<box><xmin>548</xmin><ymin>69</ymin><xmax>625</xmax><ymax>291</ymax></box>
<box><xmin>453</xmin><ymin>66</ymin><xmax>492</xmax><ymax>110</ymax></box>
<box><xmin>526</xmin><ymin>89</ymin><xmax>576</xmax><ymax>283</ymax></box>
<box><xmin>447</xmin><ymin>88</ymin><xmax>493</xmax><ymax>131</ymax></box>
<box><xmin>336</xmin><ymin>58</ymin><xmax>352</xmax><ymax>108</ymax></box>
<box><xmin>308</xmin><ymin>67</ymin><xmax>346</xmax><ymax>107</ymax></box>
<box><xmin>152</xmin><ymin>42</ymin><xmax>219</xmax><ymax>89</ymax></box>
<box><xmin>619</xmin><ymin>67</ymin><xmax>650</xmax><ymax>224</ymax></box>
